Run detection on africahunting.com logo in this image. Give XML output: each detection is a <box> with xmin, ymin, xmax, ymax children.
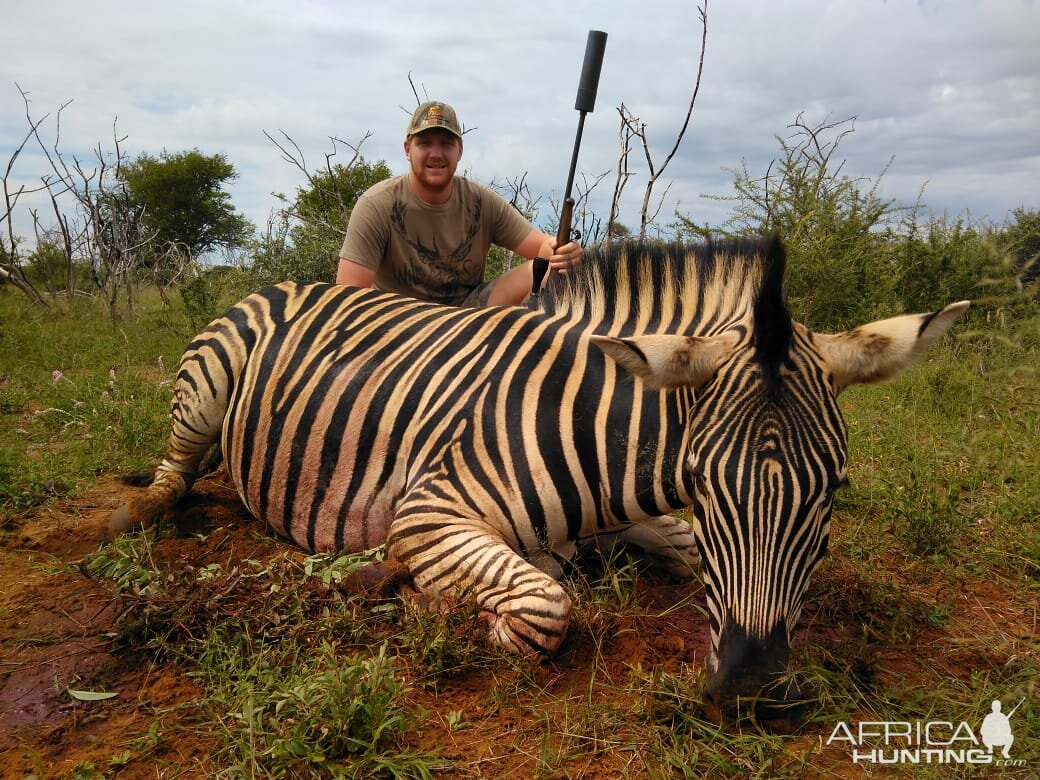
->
<box><xmin>827</xmin><ymin>697</ymin><xmax>1027</xmax><ymax>767</ymax></box>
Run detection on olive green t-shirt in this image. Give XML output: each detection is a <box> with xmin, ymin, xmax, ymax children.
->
<box><xmin>339</xmin><ymin>175</ymin><xmax>533</xmax><ymax>306</ymax></box>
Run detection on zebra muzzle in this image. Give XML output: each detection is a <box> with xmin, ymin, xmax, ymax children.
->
<box><xmin>701</xmin><ymin>619</ymin><xmax>808</xmax><ymax>730</ymax></box>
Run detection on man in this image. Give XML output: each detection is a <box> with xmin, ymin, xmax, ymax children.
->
<box><xmin>336</xmin><ymin>101</ymin><xmax>582</xmax><ymax>307</ymax></box>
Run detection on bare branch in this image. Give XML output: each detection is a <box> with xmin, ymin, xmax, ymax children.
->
<box><xmin>489</xmin><ymin>172</ymin><xmax>544</xmax><ymax>271</ymax></box>
<box><xmin>635</xmin><ymin>1</ymin><xmax>709</xmax><ymax>239</ymax></box>
<box><xmin>265</xmin><ymin>129</ymin><xmax>373</xmax><ymax>238</ymax></box>
<box><xmin>607</xmin><ymin>104</ymin><xmax>640</xmax><ymax>241</ymax></box>
<box><xmin>573</xmin><ymin>168</ymin><xmax>611</xmax><ymax>244</ymax></box>
<box><xmin>407</xmin><ymin>72</ymin><xmax>427</xmax><ymax>106</ymax></box>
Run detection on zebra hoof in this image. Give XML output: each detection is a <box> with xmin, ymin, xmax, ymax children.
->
<box><xmin>107</xmin><ymin>505</ymin><xmax>136</xmax><ymax>537</ymax></box>
<box><xmin>107</xmin><ymin>504</ymin><xmax>156</xmax><ymax>538</ymax></box>
<box><xmin>340</xmin><ymin>559</ymin><xmax>413</xmax><ymax>600</ymax></box>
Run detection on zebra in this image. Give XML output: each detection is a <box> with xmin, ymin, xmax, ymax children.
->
<box><xmin>110</xmin><ymin>235</ymin><xmax>967</xmax><ymax>720</ymax></box>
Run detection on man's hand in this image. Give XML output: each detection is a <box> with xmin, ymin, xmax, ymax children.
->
<box><xmin>540</xmin><ymin>237</ymin><xmax>583</xmax><ymax>275</ymax></box>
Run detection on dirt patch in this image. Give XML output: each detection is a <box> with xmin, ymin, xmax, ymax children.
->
<box><xmin>0</xmin><ymin>476</ymin><xmax>237</xmax><ymax>778</ymax></box>
<box><xmin>1</xmin><ymin>471</ymin><xmax>1036</xmax><ymax>778</ymax></box>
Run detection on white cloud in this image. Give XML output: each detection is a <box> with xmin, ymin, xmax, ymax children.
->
<box><xmin>2</xmin><ymin>0</ymin><xmax>1038</xmax><ymax>250</ymax></box>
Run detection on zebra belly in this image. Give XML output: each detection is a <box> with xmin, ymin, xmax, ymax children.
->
<box><xmin>224</xmin><ymin>400</ymin><xmax>405</xmax><ymax>553</ymax></box>
<box><xmin>221</xmin><ymin>341</ymin><xmax>416</xmax><ymax>554</ymax></box>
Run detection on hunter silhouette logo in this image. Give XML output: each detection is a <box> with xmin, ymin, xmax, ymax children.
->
<box><xmin>980</xmin><ymin>698</ymin><xmax>1023</xmax><ymax>759</ymax></box>
<box><xmin>827</xmin><ymin>696</ymin><xmax>1028</xmax><ymax>767</ymax></box>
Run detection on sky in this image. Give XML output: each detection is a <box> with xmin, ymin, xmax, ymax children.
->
<box><xmin>2</xmin><ymin>0</ymin><xmax>1038</xmax><ymax>253</ymax></box>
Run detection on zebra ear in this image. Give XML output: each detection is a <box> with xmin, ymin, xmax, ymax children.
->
<box><xmin>816</xmin><ymin>301</ymin><xmax>970</xmax><ymax>393</ymax></box>
<box><xmin>590</xmin><ymin>331</ymin><xmax>740</xmax><ymax>389</ymax></box>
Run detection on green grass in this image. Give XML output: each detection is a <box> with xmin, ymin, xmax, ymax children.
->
<box><xmin>836</xmin><ymin>313</ymin><xmax>1040</xmax><ymax>578</ymax></box>
<box><xmin>195</xmin><ymin>635</ymin><xmax>440</xmax><ymax>778</ymax></box>
<box><xmin>0</xmin><ymin>288</ymin><xmax>193</xmax><ymax>522</ymax></box>
<box><xmin>81</xmin><ymin>531</ymin><xmax>444</xmax><ymax>777</ymax></box>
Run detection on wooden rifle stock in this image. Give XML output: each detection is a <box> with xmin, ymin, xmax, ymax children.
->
<box><xmin>528</xmin><ymin>197</ymin><xmax>573</xmax><ymax>307</ymax></box>
<box><xmin>556</xmin><ymin>197</ymin><xmax>575</xmax><ymax>249</ymax></box>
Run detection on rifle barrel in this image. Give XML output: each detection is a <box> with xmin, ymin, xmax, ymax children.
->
<box><xmin>562</xmin><ymin>112</ymin><xmax>586</xmax><ymax>203</ymax></box>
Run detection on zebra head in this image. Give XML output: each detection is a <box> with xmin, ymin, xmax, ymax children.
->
<box><xmin>591</xmin><ymin>237</ymin><xmax>968</xmax><ymax>723</ymax></box>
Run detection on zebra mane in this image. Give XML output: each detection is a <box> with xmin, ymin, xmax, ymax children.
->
<box><xmin>540</xmin><ymin>234</ymin><xmax>793</xmax><ymax>397</ymax></box>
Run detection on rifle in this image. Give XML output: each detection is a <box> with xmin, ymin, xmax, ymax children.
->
<box><xmin>529</xmin><ymin>29</ymin><xmax>608</xmax><ymax>306</ymax></box>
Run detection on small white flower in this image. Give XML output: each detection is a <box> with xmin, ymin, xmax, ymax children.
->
<box><xmin>52</xmin><ymin>370</ymin><xmax>64</xmax><ymax>383</ymax></box>
<box><xmin>157</xmin><ymin>356</ymin><xmax>166</xmax><ymax>373</ymax></box>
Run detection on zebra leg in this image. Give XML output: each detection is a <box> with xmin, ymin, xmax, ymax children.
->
<box><xmin>108</xmin><ymin>370</ymin><xmax>227</xmax><ymax>536</ymax></box>
<box><xmin>587</xmin><ymin>515</ymin><xmax>701</xmax><ymax>579</ymax></box>
<box><xmin>388</xmin><ymin>517</ymin><xmax>573</xmax><ymax>656</ymax></box>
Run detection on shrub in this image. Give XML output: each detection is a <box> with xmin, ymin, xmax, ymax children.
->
<box><xmin>682</xmin><ymin>114</ymin><xmax>1020</xmax><ymax>330</ymax></box>
<box><xmin>887</xmin><ymin>212</ymin><xmax>997</xmax><ymax>313</ymax></box>
<box><xmin>998</xmin><ymin>206</ymin><xmax>1040</xmax><ymax>286</ymax></box>
<box><xmin>200</xmin><ymin>637</ymin><xmax>437</xmax><ymax>778</ymax></box>
<box><xmin>179</xmin><ymin>264</ymin><xmax>260</xmax><ymax>328</ymax></box>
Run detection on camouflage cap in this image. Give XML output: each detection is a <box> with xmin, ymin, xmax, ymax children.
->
<box><xmin>406</xmin><ymin>101</ymin><xmax>463</xmax><ymax>140</ymax></box>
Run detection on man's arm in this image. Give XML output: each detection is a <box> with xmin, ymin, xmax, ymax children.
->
<box><xmin>336</xmin><ymin>182</ymin><xmax>391</xmax><ymax>287</ymax></box>
<box><xmin>485</xmin><ymin>228</ymin><xmax>584</xmax><ymax>307</ymax></box>
<box><xmin>336</xmin><ymin>257</ymin><xmax>376</xmax><ymax>287</ymax></box>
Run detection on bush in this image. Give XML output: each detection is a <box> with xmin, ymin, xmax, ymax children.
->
<box><xmin>999</xmin><ymin>206</ymin><xmax>1040</xmax><ymax>286</ymax></box>
<box><xmin>250</xmin><ymin>156</ymin><xmax>392</xmax><ymax>287</ymax></box>
<box><xmin>249</xmin><ymin>213</ymin><xmax>340</xmax><ymax>287</ymax></box>
<box><xmin>682</xmin><ymin>114</ymin><xmax>1019</xmax><ymax>330</ymax></box>
<box><xmin>884</xmin><ymin>213</ymin><xmax>996</xmax><ymax>313</ymax></box>
<box><xmin>23</xmin><ymin>241</ymin><xmax>93</xmax><ymax>294</ymax></box>
<box><xmin>179</xmin><ymin>265</ymin><xmax>260</xmax><ymax>329</ymax></box>
<box><xmin>200</xmin><ymin>636</ymin><xmax>438</xmax><ymax>778</ymax></box>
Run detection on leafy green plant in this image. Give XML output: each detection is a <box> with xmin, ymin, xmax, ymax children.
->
<box><xmin>254</xmin><ymin>154</ymin><xmax>392</xmax><ymax>287</ymax></box>
<box><xmin>82</xmin><ymin>530</ymin><xmax>162</xmax><ymax>595</ymax></box>
<box><xmin>394</xmin><ymin>598</ymin><xmax>494</xmax><ymax>684</ymax></box>
<box><xmin>178</xmin><ymin>264</ymin><xmax>259</xmax><ymax>329</ymax></box>
<box><xmin>682</xmin><ymin>114</ymin><xmax>1006</xmax><ymax>332</ymax></box>
<box><xmin>199</xmin><ymin>636</ymin><xmax>438</xmax><ymax>778</ymax></box>
<box><xmin>889</xmin><ymin>211</ymin><xmax>997</xmax><ymax>313</ymax></box>
<box><xmin>999</xmin><ymin>206</ymin><xmax>1040</xmax><ymax>286</ymax></box>
<box><xmin>886</xmin><ymin>470</ymin><xmax>972</xmax><ymax>558</ymax></box>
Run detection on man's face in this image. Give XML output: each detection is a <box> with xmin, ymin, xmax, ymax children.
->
<box><xmin>405</xmin><ymin>129</ymin><xmax>462</xmax><ymax>193</ymax></box>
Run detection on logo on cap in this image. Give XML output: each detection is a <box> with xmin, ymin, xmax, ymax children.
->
<box><xmin>407</xmin><ymin>101</ymin><xmax>462</xmax><ymax>139</ymax></box>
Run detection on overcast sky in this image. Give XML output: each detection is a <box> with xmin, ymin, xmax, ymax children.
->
<box><xmin>2</xmin><ymin>0</ymin><xmax>1038</xmax><ymax>250</ymax></box>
